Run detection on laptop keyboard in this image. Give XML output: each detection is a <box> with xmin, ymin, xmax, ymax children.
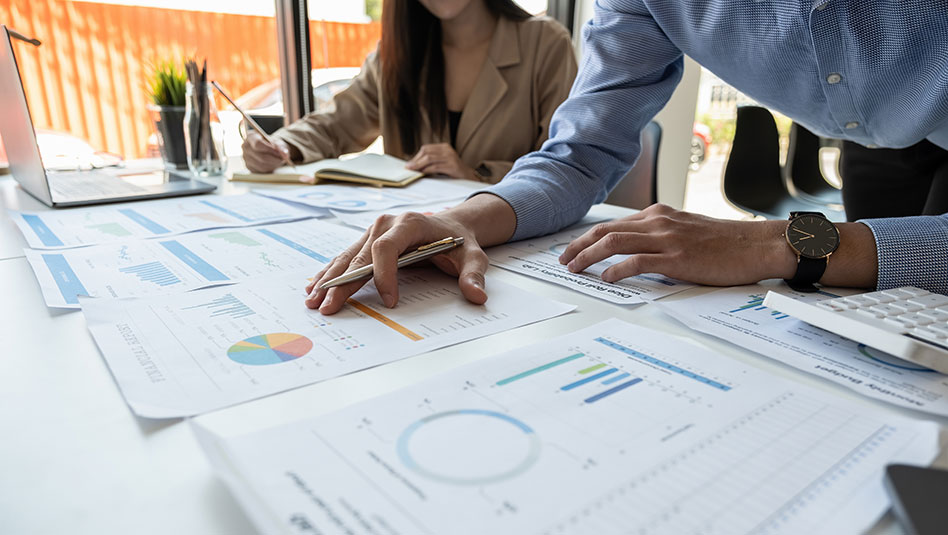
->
<box><xmin>48</xmin><ymin>171</ymin><xmax>148</xmax><ymax>201</ymax></box>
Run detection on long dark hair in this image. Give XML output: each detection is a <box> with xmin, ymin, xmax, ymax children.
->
<box><xmin>380</xmin><ymin>0</ymin><xmax>531</xmax><ymax>155</ymax></box>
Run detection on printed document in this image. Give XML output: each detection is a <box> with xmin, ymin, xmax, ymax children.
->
<box><xmin>489</xmin><ymin>224</ymin><xmax>694</xmax><ymax>304</ymax></box>
<box><xmin>255</xmin><ymin>178</ymin><xmax>473</xmax><ymax>212</ymax></box>
<box><xmin>192</xmin><ymin>319</ymin><xmax>940</xmax><ymax>535</ymax></box>
<box><xmin>11</xmin><ymin>194</ymin><xmax>317</xmax><ymax>249</ymax></box>
<box><xmin>25</xmin><ymin>219</ymin><xmax>360</xmax><ymax>308</ymax></box>
<box><xmin>81</xmin><ymin>269</ymin><xmax>575</xmax><ymax>417</ymax></box>
<box><xmin>331</xmin><ymin>199</ymin><xmax>464</xmax><ymax>230</ymax></box>
<box><xmin>659</xmin><ymin>282</ymin><xmax>948</xmax><ymax>416</ymax></box>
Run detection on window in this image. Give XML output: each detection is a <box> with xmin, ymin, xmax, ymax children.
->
<box><xmin>0</xmin><ymin>0</ymin><xmax>281</xmax><ymax>164</ymax></box>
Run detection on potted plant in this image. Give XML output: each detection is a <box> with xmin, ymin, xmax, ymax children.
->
<box><xmin>147</xmin><ymin>60</ymin><xmax>188</xmax><ymax>169</ymax></box>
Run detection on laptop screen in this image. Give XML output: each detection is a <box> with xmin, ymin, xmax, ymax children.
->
<box><xmin>0</xmin><ymin>25</ymin><xmax>52</xmax><ymax>205</ymax></box>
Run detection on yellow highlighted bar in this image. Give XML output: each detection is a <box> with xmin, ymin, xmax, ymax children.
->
<box><xmin>346</xmin><ymin>299</ymin><xmax>424</xmax><ymax>341</ymax></box>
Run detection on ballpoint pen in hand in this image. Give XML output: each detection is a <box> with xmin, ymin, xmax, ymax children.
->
<box><xmin>210</xmin><ymin>80</ymin><xmax>296</xmax><ymax>170</ymax></box>
<box><xmin>318</xmin><ymin>237</ymin><xmax>465</xmax><ymax>290</ymax></box>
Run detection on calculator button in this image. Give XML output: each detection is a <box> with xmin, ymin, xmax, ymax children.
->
<box><xmin>884</xmin><ymin>317</ymin><xmax>917</xmax><ymax>330</ymax></box>
<box><xmin>897</xmin><ymin>313</ymin><xmax>934</xmax><ymax>326</ymax></box>
<box><xmin>889</xmin><ymin>301</ymin><xmax>924</xmax><ymax>313</ymax></box>
<box><xmin>868</xmin><ymin>304</ymin><xmax>903</xmax><ymax>317</ymax></box>
<box><xmin>918</xmin><ymin>309</ymin><xmax>948</xmax><ymax>322</ymax></box>
<box><xmin>912</xmin><ymin>327</ymin><xmax>947</xmax><ymax>342</ymax></box>
<box><xmin>863</xmin><ymin>292</ymin><xmax>895</xmax><ymax>304</ymax></box>
<box><xmin>899</xmin><ymin>287</ymin><xmax>931</xmax><ymax>297</ymax></box>
<box><xmin>927</xmin><ymin>323</ymin><xmax>948</xmax><ymax>337</ymax></box>
<box><xmin>845</xmin><ymin>295</ymin><xmax>877</xmax><ymax>307</ymax></box>
<box><xmin>881</xmin><ymin>289</ymin><xmax>915</xmax><ymax>299</ymax></box>
<box><xmin>816</xmin><ymin>301</ymin><xmax>847</xmax><ymax>312</ymax></box>
<box><xmin>857</xmin><ymin>308</ymin><xmax>885</xmax><ymax>319</ymax></box>
<box><xmin>906</xmin><ymin>293</ymin><xmax>948</xmax><ymax>308</ymax></box>
<box><xmin>827</xmin><ymin>298</ymin><xmax>857</xmax><ymax>309</ymax></box>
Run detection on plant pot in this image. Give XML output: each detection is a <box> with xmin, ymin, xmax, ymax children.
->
<box><xmin>148</xmin><ymin>105</ymin><xmax>188</xmax><ymax>169</ymax></box>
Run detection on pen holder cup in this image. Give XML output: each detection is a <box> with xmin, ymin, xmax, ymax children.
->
<box><xmin>183</xmin><ymin>82</ymin><xmax>227</xmax><ymax>177</ymax></box>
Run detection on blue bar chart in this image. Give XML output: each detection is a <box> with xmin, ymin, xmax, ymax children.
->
<box><xmin>595</xmin><ymin>337</ymin><xmax>732</xmax><ymax>391</ymax></box>
<box><xmin>183</xmin><ymin>293</ymin><xmax>256</xmax><ymax>319</ymax></box>
<box><xmin>496</xmin><ymin>351</ymin><xmax>646</xmax><ymax>404</ymax></box>
<box><xmin>118</xmin><ymin>261</ymin><xmax>181</xmax><ymax>287</ymax></box>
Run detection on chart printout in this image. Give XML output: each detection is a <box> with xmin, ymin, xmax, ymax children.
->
<box><xmin>658</xmin><ymin>282</ymin><xmax>948</xmax><ymax>417</ymax></box>
<box><xmin>192</xmin><ymin>319</ymin><xmax>940</xmax><ymax>535</ymax></box>
<box><xmin>81</xmin><ymin>269</ymin><xmax>575</xmax><ymax>417</ymax></box>
<box><xmin>488</xmin><ymin>224</ymin><xmax>694</xmax><ymax>304</ymax></box>
<box><xmin>330</xmin><ymin>199</ymin><xmax>464</xmax><ymax>230</ymax></box>
<box><xmin>11</xmin><ymin>194</ymin><xmax>319</xmax><ymax>249</ymax></box>
<box><xmin>255</xmin><ymin>179</ymin><xmax>474</xmax><ymax>212</ymax></box>
<box><xmin>24</xmin><ymin>219</ymin><xmax>362</xmax><ymax>308</ymax></box>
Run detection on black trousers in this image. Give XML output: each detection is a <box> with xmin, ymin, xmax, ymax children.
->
<box><xmin>840</xmin><ymin>139</ymin><xmax>948</xmax><ymax>221</ymax></box>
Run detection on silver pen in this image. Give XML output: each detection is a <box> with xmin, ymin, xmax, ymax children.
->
<box><xmin>318</xmin><ymin>237</ymin><xmax>465</xmax><ymax>290</ymax></box>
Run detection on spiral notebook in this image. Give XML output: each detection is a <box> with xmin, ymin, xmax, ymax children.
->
<box><xmin>231</xmin><ymin>153</ymin><xmax>423</xmax><ymax>187</ymax></box>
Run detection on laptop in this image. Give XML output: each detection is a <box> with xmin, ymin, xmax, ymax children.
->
<box><xmin>0</xmin><ymin>25</ymin><xmax>215</xmax><ymax>207</ymax></box>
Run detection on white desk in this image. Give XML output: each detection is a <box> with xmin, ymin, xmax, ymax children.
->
<box><xmin>1</xmin><ymin>175</ymin><xmax>944</xmax><ymax>535</ymax></box>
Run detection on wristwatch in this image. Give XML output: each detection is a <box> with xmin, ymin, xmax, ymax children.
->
<box><xmin>784</xmin><ymin>211</ymin><xmax>840</xmax><ymax>293</ymax></box>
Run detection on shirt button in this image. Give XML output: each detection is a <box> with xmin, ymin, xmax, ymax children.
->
<box><xmin>845</xmin><ymin>121</ymin><xmax>860</xmax><ymax>129</ymax></box>
<box><xmin>826</xmin><ymin>73</ymin><xmax>842</xmax><ymax>84</ymax></box>
<box><xmin>815</xmin><ymin>2</ymin><xmax>828</xmax><ymax>10</ymax></box>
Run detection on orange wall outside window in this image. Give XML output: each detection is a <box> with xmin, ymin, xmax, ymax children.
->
<box><xmin>0</xmin><ymin>0</ymin><xmax>380</xmax><ymax>158</ymax></box>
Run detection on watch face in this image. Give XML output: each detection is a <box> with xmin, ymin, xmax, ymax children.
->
<box><xmin>786</xmin><ymin>214</ymin><xmax>840</xmax><ymax>259</ymax></box>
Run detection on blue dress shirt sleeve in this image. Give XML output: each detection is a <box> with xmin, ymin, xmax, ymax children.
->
<box><xmin>859</xmin><ymin>214</ymin><xmax>948</xmax><ymax>294</ymax></box>
<box><xmin>478</xmin><ymin>0</ymin><xmax>683</xmax><ymax>241</ymax></box>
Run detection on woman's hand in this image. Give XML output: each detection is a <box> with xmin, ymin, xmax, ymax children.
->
<box><xmin>241</xmin><ymin>131</ymin><xmax>294</xmax><ymax>173</ymax></box>
<box><xmin>559</xmin><ymin>204</ymin><xmax>798</xmax><ymax>286</ymax></box>
<box><xmin>305</xmin><ymin>211</ymin><xmax>490</xmax><ymax>314</ymax></box>
<box><xmin>405</xmin><ymin>143</ymin><xmax>476</xmax><ymax>180</ymax></box>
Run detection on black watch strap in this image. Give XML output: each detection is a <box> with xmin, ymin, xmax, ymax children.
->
<box><xmin>784</xmin><ymin>211</ymin><xmax>830</xmax><ymax>293</ymax></box>
<box><xmin>785</xmin><ymin>256</ymin><xmax>827</xmax><ymax>293</ymax></box>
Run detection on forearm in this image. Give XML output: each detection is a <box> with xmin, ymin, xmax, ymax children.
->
<box><xmin>756</xmin><ymin>220</ymin><xmax>878</xmax><ymax>288</ymax></box>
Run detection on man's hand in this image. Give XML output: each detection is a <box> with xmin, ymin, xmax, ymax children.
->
<box><xmin>405</xmin><ymin>143</ymin><xmax>476</xmax><ymax>180</ymax></box>
<box><xmin>559</xmin><ymin>203</ymin><xmax>877</xmax><ymax>288</ymax></box>
<box><xmin>241</xmin><ymin>131</ymin><xmax>294</xmax><ymax>173</ymax></box>
<box><xmin>559</xmin><ymin>204</ymin><xmax>797</xmax><ymax>286</ymax></box>
<box><xmin>305</xmin><ymin>212</ymin><xmax>490</xmax><ymax>314</ymax></box>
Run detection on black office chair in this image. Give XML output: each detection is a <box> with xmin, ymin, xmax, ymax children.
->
<box><xmin>784</xmin><ymin>121</ymin><xmax>844</xmax><ymax>207</ymax></box>
<box><xmin>723</xmin><ymin>106</ymin><xmax>845</xmax><ymax>220</ymax></box>
<box><xmin>605</xmin><ymin>121</ymin><xmax>661</xmax><ymax>209</ymax></box>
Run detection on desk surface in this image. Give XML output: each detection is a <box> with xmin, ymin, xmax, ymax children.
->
<box><xmin>1</xmin><ymin>175</ymin><xmax>944</xmax><ymax>534</ymax></box>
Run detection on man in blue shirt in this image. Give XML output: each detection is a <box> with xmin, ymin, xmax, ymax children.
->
<box><xmin>306</xmin><ymin>0</ymin><xmax>948</xmax><ymax>314</ymax></box>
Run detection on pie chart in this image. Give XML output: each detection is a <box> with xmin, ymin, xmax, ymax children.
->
<box><xmin>227</xmin><ymin>333</ymin><xmax>313</xmax><ymax>366</ymax></box>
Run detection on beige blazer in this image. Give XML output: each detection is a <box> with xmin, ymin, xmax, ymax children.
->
<box><xmin>273</xmin><ymin>16</ymin><xmax>577</xmax><ymax>184</ymax></box>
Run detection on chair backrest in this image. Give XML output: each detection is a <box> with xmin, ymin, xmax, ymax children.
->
<box><xmin>785</xmin><ymin>122</ymin><xmax>826</xmax><ymax>194</ymax></box>
<box><xmin>722</xmin><ymin>105</ymin><xmax>786</xmax><ymax>211</ymax></box>
<box><xmin>605</xmin><ymin>120</ymin><xmax>661</xmax><ymax>209</ymax></box>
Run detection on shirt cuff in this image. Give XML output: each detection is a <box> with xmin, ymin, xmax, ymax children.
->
<box><xmin>469</xmin><ymin>179</ymin><xmax>557</xmax><ymax>242</ymax></box>
<box><xmin>859</xmin><ymin>215</ymin><xmax>948</xmax><ymax>294</ymax></box>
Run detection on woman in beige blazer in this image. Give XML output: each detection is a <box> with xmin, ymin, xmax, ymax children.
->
<box><xmin>242</xmin><ymin>0</ymin><xmax>577</xmax><ymax>184</ymax></box>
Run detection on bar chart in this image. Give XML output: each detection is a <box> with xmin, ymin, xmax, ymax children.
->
<box><xmin>118</xmin><ymin>261</ymin><xmax>182</xmax><ymax>287</ymax></box>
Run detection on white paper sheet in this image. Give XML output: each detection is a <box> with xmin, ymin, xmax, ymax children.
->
<box><xmin>658</xmin><ymin>282</ymin><xmax>948</xmax><ymax>417</ymax></box>
<box><xmin>488</xmin><ymin>224</ymin><xmax>695</xmax><ymax>304</ymax></box>
<box><xmin>11</xmin><ymin>194</ymin><xmax>320</xmax><ymax>249</ymax></box>
<box><xmin>81</xmin><ymin>268</ymin><xmax>575</xmax><ymax>418</ymax></box>
<box><xmin>192</xmin><ymin>319</ymin><xmax>941</xmax><ymax>535</ymax></box>
<box><xmin>25</xmin><ymin>219</ymin><xmax>361</xmax><ymax>308</ymax></box>
<box><xmin>255</xmin><ymin>179</ymin><xmax>474</xmax><ymax>212</ymax></box>
<box><xmin>330</xmin><ymin>198</ymin><xmax>465</xmax><ymax>230</ymax></box>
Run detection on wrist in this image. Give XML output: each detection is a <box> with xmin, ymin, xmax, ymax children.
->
<box><xmin>436</xmin><ymin>193</ymin><xmax>516</xmax><ymax>246</ymax></box>
<box><xmin>757</xmin><ymin>219</ymin><xmax>799</xmax><ymax>281</ymax></box>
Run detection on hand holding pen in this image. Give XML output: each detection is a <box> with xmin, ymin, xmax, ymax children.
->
<box><xmin>305</xmin><ymin>211</ymin><xmax>493</xmax><ymax>315</ymax></box>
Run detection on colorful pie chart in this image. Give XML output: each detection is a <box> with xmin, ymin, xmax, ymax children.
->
<box><xmin>227</xmin><ymin>333</ymin><xmax>313</xmax><ymax>366</ymax></box>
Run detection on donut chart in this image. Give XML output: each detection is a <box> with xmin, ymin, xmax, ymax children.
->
<box><xmin>227</xmin><ymin>333</ymin><xmax>313</xmax><ymax>366</ymax></box>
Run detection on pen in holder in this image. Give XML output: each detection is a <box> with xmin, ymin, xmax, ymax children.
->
<box><xmin>183</xmin><ymin>59</ymin><xmax>226</xmax><ymax>177</ymax></box>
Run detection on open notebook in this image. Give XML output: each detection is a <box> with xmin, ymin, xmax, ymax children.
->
<box><xmin>231</xmin><ymin>153</ymin><xmax>423</xmax><ymax>187</ymax></box>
